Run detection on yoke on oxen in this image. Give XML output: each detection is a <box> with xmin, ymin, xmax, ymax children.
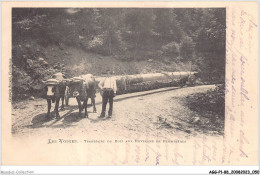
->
<box><xmin>67</xmin><ymin>74</ymin><xmax>97</xmax><ymax>118</ymax></box>
<box><xmin>68</xmin><ymin>77</ymin><xmax>87</xmax><ymax>100</ymax></box>
<box><xmin>44</xmin><ymin>79</ymin><xmax>68</xmax><ymax>99</ymax></box>
<box><xmin>43</xmin><ymin>72</ymin><xmax>69</xmax><ymax>119</ymax></box>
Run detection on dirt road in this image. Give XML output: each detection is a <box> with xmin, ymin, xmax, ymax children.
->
<box><xmin>12</xmin><ymin>85</ymin><xmax>224</xmax><ymax>139</ymax></box>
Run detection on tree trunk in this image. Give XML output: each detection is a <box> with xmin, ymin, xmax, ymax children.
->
<box><xmin>134</xmin><ymin>32</ymin><xmax>139</xmax><ymax>60</ymax></box>
<box><xmin>108</xmin><ymin>36</ymin><xmax>112</xmax><ymax>55</ymax></box>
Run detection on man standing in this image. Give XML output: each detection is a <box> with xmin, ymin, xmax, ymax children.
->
<box><xmin>98</xmin><ymin>71</ymin><xmax>117</xmax><ymax>118</ymax></box>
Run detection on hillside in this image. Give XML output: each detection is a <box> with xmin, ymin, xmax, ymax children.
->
<box><xmin>12</xmin><ymin>41</ymin><xmax>192</xmax><ymax>100</ymax></box>
<box><xmin>12</xmin><ymin>8</ymin><xmax>225</xmax><ymax>100</ymax></box>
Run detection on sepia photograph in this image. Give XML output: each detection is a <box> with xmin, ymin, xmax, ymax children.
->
<box><xmin>11</xmin><ymin>7</ymin><xmax>225</xmax><ymax>138</ymax></box>
<box><xmin>1</xmin><ymin>1</ymin><xmax>258</xmax><ymax>169</ymax></box>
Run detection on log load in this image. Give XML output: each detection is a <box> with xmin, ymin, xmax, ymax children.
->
<box><xmin>94</xmin><ymin>72</ymin><xmax>197</xmax><ymax>95</ymax></box>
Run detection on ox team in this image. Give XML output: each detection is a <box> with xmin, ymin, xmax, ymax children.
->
<box><xmin>43</xmin><ymin>71</ymin><xmax>117</xmax><ymax>119</ymax></box>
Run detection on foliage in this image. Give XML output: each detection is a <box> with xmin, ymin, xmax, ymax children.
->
<box><xmin>12</xmin><ymin>8</ymin><xmax>226</xmax><ymax>99</ymax></box>
<box><xmin>185</xmin><ymin>84</ymin><xmax>225</xmax><ymax>116</ymax></box>
<box><xmin>180</xmin><ymin>36</ymin><xmax>194</xmax><ymax>61</ymax></box>
<box><xmin>161</xmin><ymin>42</ymin><xmax>180</xmax><ymax>57</ymax></box>
<box><xmin>195</xmin><ymin>9</ymin><xmax>226</xmax><ymax>83</ymax></box>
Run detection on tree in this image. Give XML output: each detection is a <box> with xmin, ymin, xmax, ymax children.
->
<box><xmin>180</xmin><ymin>36</ymin><xmax>194</xmax><ymax>61</ymax></box>
<box><xmin>124</xmin><ymin>9</ymin><xmax>154</xmax><ymax>59</ymax></box>
<box><xmin>154</xmin><ymin>9</ymin><xmax>172</xmax><ymax>45</ymax></box>
<box><xmin>195</xmin><ymin>8</ymin><xmax>226</xmax><ymax>83</ymax></box>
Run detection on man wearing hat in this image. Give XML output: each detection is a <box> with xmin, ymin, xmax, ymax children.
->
<box><xmin>98</xmin><ymin>70</ymin><xmax>117</xmax><ymax>118</ymax></box>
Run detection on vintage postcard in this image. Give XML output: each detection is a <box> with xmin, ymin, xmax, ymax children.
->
<box><xmin>1</xmin><ymin>1</ymin><xmax>258</xmax><ymax>167</ymax></box>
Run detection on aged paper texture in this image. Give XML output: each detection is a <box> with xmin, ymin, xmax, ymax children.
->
<box><xmin>1</xmin><ymin>1</ymin><xmax>258</xmax><ymax>165</ymax></box>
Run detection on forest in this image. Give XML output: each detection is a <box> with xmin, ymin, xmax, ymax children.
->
<box><xmin>12</xmin><ymin>8</ymin><xmax>226</xmax><ymax>100</ymax></box>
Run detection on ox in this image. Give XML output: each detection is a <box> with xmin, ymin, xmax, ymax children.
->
<box><xmin>43</xmin><ymin>72</ymin><xmax>68</xmax><ymax>119</ymax></box>
<box><xmin>68</xmin><ymin>74</ymin><xmax>97</xmax><ymax>118</ymax></box>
